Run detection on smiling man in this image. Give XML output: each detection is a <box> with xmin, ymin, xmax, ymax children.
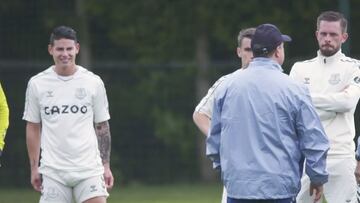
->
<box><xmin>23</xmin><ymin>26</ymin><xmax>114</xmax><ymax>203</ymax></box>
<box><xmin>290</xmin><ymin>11</ymin><xmax>360</xmax><ymax>203</ymax></box>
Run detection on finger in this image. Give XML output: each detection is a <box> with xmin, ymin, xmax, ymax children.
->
<box><xmin>106</xmin><ymin>176</ymin><xmax>114</xmax><ymax>189</ymax></box>
<box><xmin>313</xmin><ymin>190</ymin><xmax>321</xmax><ymax>203</ymax></box>
<box><xmin>32</xmin><ymin>182</ymin><xmax>41</xmax><ymax>192</ymax></box>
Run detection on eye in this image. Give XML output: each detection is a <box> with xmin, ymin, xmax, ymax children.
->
<box><xmin>244</xmin><ymin>48</ymin><xmax>252</xmax><ymax>52</ymax></box>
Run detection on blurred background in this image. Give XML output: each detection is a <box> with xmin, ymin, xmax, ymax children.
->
<box><xmin>0</xmin><ymin>0</ymin><xmax>359</xmax><ymax>193</ymax></box>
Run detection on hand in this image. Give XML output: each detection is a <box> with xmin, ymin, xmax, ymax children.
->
<box><xmin>354</xmin><ymin>161</ymin><xmax>360</xmax><ymax>184</ymax></box>
<box><xmin>103</xmin><ymin>163</ymin><xmax>114</xmax><ymax>190</ymax></box>
<box><xmin>309</xmin><ymin>183</ymin><xmax>323</xmax><ymax>203</ymax></box>
<box><xmin>30</xmin><ymin>168</ymin><xmax>42</xmax><ymax>192</ymax></box>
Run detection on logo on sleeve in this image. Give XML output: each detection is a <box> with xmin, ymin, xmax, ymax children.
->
<box><xmin>354</xmin><ymin>76</ymin><xmax>360</xmax><ymax>84</ymax></box>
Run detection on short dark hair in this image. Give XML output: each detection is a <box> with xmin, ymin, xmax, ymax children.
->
<box><xmin>237</xmin><ymin>28</ymin><xmax>256</xmax><ymax>47</ymax></box>
<box><xmin>49</xmin><ymin>26</ymin><xmax>78</xmax><ymax>45</ymax></box>
<box><xmin>317</xmin><ymin>11</ymin><xmax>347</xmax><ymax>33</ymax></box>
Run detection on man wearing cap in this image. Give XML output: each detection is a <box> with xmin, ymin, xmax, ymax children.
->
<box><xmin>206</xmin><ymin>23</ymin><xmax>329</xmax><ymax>203</ymax></box>
<box><xmin>290</xmin><ymin>11</ymin><xmax>360</xmax><ymax>203</ymax></box>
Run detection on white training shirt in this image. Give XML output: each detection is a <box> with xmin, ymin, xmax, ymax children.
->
<box><xmin>195</xmin><ymin>69</ymin><xmax>243</xmax><ymax>118</ymax></box>
<box><xmin>290</xmin><ymin>50</ymin><xmax>360</xmax><ymax>157</ymax></box>
<box><xmin>23</xmin><ymin>65</ymin><xmax>110</xmax><ymax>177</ymax></box>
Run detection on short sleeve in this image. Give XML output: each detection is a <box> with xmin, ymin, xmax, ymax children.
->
<box><xmin>93</xmin><ymin>78</ymin><xmax>110</xmax><ymax>123</ymax></box>
<box><xmin>23</xmin><ymin>80</ymin><xmax>41</xmax><ymax>123</ymax></box>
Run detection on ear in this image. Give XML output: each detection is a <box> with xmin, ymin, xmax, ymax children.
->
<box><xmin>315</xmin><ymin>31</ymin><xmax>320</xmax><ymax>41</ymax></box>
<box><xmin>236</xmin><ymin>47</ymin><xmax>242</xmax><ymax>58</ymax></box>
<box><xmin>274</xmin><ymin>45</ymin><xmax>283</xmax><ymax>58</ymax></box>
<box><xmin>48</xmin><ymin>44</ymin><xmax>53</xmax><ymax>55</ymax></box>
<box><xmin>75</xmin><ymin>43</ymin><xmax>80</xmax><ymax>54</ymax></box>
<box><xmin>341</xmin><ymin>32</ymin><xmax>348</xmax><ymax>43</ymax></box>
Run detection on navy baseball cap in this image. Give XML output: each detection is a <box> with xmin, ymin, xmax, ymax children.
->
<box><xmin>251</xmin><ymin>23</ymin><xmax>291</xmax><ymax>55</ymax></box>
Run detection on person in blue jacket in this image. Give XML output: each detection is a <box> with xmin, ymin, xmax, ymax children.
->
<box><xmin>206</xmin><ymin>23</ymin><xmax>330</xmax><ymax>203</ymax></box>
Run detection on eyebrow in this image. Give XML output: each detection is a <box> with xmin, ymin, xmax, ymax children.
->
<box><xmin>244</xmin><ymin>47</ymin><xmax>252</xmax><ymax>52</ymax></box>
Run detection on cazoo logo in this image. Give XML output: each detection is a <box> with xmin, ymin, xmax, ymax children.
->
<box><xmin>44</xmin><ymin>105</ymin><xmax>88</xmax><ymax>115</ymax></box>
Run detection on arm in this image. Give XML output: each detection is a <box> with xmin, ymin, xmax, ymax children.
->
<box><xmin>355</xmin><ymin>161</ymin><xmax>360</xmax><ymax>184</ymax></box>
<box><xmin>192</xmin><ymin>112</ymin><xmax>210</xmax><ymax>136</ymax></box>
<box><xmin>311</xmin><ymin>85</ymin><xmax>360</xmax><ymax>112</ymax></box>
<box><xmin>309</xmin><ymin>183</ymin><xmax>324</xmax><ymax>203</ymax></box>
<box><xmin>289</xmin><ymin>64</ymin><xmax>336</xmax><ymax>119</ymax></box>
<box><xmin>193</xmin><ymin>76</ymin><xmax>228</xmax><ymax>136</ymax></box>
<box><xmin>94</xmin><ymin>121</ymin><xmax>114</xmax><ymax>189</ymax></box>
<box><xmin>311</xmin><ymin>69</ymin><xmax>360</xmax><ymax>113</ymax></box>
<box><xmin>206</xmin><ymin>90</ymin><xmax>225</xmax><ymax>170</ymax></box>
<box><xmin>296</xmin><ymin>91</ymin><xmax>329</xmax><ymax>201</ymax></box>
<box><xmin>0</xmin><ymin>83</ymin><xmax>9</xmax><ymax>154</ymax></box>
<box><xmin>354</xmin><ymin>136</ymin><xmax>360</xmax><ymax>184</ymax></box>
<box><xmin>314</xmin><ymin>108</ymin><xmax>336</xmax><ymax>121</ymax></box>
<box><xmin>26</xmin><ymin>122</ymin><xmax>41</xmax><ymax>192</ymax></box>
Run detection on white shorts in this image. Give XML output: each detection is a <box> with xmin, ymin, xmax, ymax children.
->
<box><xmin>40</xmin><ymin>175</ymin><xmax>109</xmax><ymax>203</ymax></box>
<box><xmin>296</xmin><ymin>157</ymin><xmax>357</xmax><ymax>203</ymax></box>
<box><xmin>221</xmin><ymin>186</ymin><xmax>227</xmax><ymax>203</ymax></box>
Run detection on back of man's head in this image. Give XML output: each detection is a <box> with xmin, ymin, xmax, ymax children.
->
<box><xmin>251</xmin><ymin>24</ymin><xmax>291</xmax><ymax>58</ymax></box>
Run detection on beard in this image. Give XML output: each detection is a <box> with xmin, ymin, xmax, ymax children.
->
<box><xmin>319</xmin><ymin>44</ymin><xmax>340</xmax><ymax>57</ymax></box>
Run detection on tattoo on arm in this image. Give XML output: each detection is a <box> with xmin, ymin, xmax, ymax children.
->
<box><xmin>95</xmin><ymin>121</ymin><xmax>111</xmax><ymax>164</ymax></box>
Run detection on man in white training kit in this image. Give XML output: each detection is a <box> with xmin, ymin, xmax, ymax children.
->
<box><xmin>193</xmin><ymin>27</ymin><xmax>255</xmax><ymax>203</ymax></box>
<box><xmin>23</xmin><ymin>26</ymin><xmax>114</xmax><ymax>203</ymax></box>
<box><xmin>290</xmin><ymin>11</ymin><xmax>360</xmax><ymax>203</ymax></box>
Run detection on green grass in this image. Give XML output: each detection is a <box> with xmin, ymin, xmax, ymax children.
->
<box><xmin>0</xmin><ymin>183</ymin><xmax>223</xmax><ymax>203</ymax></box>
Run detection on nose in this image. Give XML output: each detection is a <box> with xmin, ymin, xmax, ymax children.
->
<box><xmin>324</xmin><ymin>34</ymin><xmax>331</xmax><ymax>42</ymax></box>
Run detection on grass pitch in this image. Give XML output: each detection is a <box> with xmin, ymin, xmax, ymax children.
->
<box><xmin>0</xmin><ymin>182</ymin><xmax>222</xmax><ymax>203</ymax></box>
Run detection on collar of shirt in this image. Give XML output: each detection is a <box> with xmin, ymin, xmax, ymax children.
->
<box><xmin>317</xmin><ymin>49</ymin><xmax>344</xmax><ymax>64</ymax></box>
<box><xmin>249</xmin><ymin>57</ymin><xmax>284</xmax><ymax>72</ymax></box>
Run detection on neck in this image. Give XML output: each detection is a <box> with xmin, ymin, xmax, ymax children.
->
<box><xmin>54</xmin><ymin>65</ymin><xmax>77</xmax><ymax>76</ymax></box>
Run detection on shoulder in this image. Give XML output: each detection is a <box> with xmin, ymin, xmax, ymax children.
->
<box><xmin>208</xmin><ymin>71</ymin><xmax>236</xmax><ymax>92</ymax></box>
<box><xmin>27</xmin><ymin>66</ymin><xmax>54</xmax><ymax>85</ymax></box>
<box><xmin>77</xmin><ymin>66</ymin><xmax>104</xmax><ymax>84</ymax></box>
<box><xmin>339</xmin><ymin>56</ymin><xmax>360</xmax><ymax>68</ymax></box>
<box><xmin>292</xmin><ymin>57</ymin><xmax>317</xmax><ymax>68</ymax></box>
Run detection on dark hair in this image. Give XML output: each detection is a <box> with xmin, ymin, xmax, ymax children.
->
<box><xmin>49</xmin><ymin>26</ymin><xmax>78</xmax><ymax>45</ymax></box>
<box><xmin>237</xmin><ymin>28</ymin><xmax>256</xmax><ymax>47</ymax></box>
<box><xmin>317</xmin><ymin>11</ymin><xmax>347</xmax><ymax>33</ymax></box>
<box><xmin>253</xmin><ymin>48</ymin><xmax>276</xmax><ymax>58</ymax></box>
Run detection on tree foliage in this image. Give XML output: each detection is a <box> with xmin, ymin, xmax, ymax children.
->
<box><xmin>0</xmin><ymin>0</ymin><xmax>359</xmax><ymax>186</ymax></box>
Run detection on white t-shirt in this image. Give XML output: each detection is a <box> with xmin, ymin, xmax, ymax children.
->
<box><xmin>195</xmin><ymin>69</ymin><xmax>242</xmax><ymax>118</ymax></box>
<box><xmin>23</xmin><ymin>65</ymin><xmax>110</xmax><ymax>178</ymax></box>
<box><xmin>290</xmin><ymin>50</ymin><xmax>360</xmax><ymax>157</ymax></box>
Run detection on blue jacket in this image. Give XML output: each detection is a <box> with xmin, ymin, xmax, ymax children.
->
<box><xmin>207</xmin><ymin>57</ymin><xmax>329</xmax><ymax>199</ymax></box>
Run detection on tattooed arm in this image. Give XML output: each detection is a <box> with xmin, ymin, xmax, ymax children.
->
<box><xmin>94</xmin><ymin>121</ymin><xmax>114</xmax><ymax>189</ymax></box>
<box><xmin>95</xmin><ymin>121</ymin><xmax>111</xmax><ymax>164</ymax></box>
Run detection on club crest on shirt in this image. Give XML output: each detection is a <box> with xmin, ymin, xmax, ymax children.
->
<box><xmin>75</xmin><ymin>88</ymin><xmax>87</xmax><ymax>100</ymax></box>
<box><xmin>328</xmin><ymin>73</ymin><xmax>341</xmax><ymax>85</ymax></box>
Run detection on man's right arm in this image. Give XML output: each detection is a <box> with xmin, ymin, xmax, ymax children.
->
<box><xmin>26</xmin><ymin>121</ymin><xmax>42</xmax><ymax>192</ymax></box>
<box><xmin>192</xmin><ymin>112</ymin><xmax>210</xmax><ymax>136</ymax></box>
<box><xmin>295</xmin><ymin>89</ymin><xmax>330</xmax><ymax>201</ymax></box>
<box><xmin>289</xmin><ymin>63</ymin><xmax>336</xmax><ymax>120</ymax></box>
<box><xmin>193</xmin><ymin>76</ymin><xmax>228</xmax><ymax>136</ymax></box>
